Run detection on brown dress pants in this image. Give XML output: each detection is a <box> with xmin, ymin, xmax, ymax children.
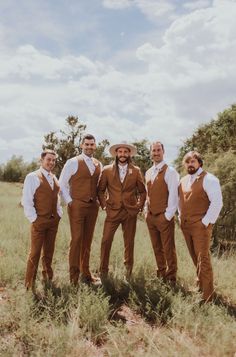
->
<box><xmin>25</xmin><ymin>215</ymin><xmax>60</xmax><ymax>288</ymax></box>
<box><xmin>181</xmin><ymin>220</ymin><xmax>214</xmax><ymax>301</ymax></box>
<box><xmin>146</xmin><ymin>212</ymin><xmax>177</xmax><ymax>281</ymax></box>
<box><xmin>100</xmin><ymin>208</ymin><xmax>137</xmax><ymax>275</ymax></box>
<box><xmin>68</xmin><ymin>200</ymin><xmax>99</xmax><ymax>284</ymax></box>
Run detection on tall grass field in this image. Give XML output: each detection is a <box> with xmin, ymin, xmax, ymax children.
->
<box><xmin>0</xmin><ymin>182</ymin><xmax>236</xmax><ymax>356</ymax></box>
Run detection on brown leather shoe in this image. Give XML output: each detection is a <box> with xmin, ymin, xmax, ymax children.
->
<box><xmin>80</xmin><ymin>275</ymin><xmax>102</xmax><ymax>286</ymax></box>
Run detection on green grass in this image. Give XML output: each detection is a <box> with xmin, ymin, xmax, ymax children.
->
<box><xmin>0</xmin><ymin>182</ymin><xmax>236</xmax><ymax>356</ymax></box>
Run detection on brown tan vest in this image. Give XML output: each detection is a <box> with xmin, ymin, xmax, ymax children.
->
<box><xmin>146</xmin><ymin>164</ymin><xmax>168</xmax><ymax>215</ymax></box>
<box><xmin>69</xmin><ymin>155</ymin><xmax>101</xmax><ymax>202</ymax></box>
<box><xmin>34</xmin><ymin>171</ymin><xmax>59</xmax><ymax>218</ymax></box>
<box><xmin>179</xmin><ymin>171</ymin><xmax>210</xmax><ymax>224</ymax></box>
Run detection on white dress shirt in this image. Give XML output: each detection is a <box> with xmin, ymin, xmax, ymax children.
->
<box><xmin>148</xmin><ymin>161</ymin><xmax>179</xmax><ymax>221</ymax></box>
<box><xmin>59</xmin><ymin>153</ymin><xmax>102</xmax><ymax>204</ymax></box>
<box><xmin>118</xmin><ymin>163</ymin><xmax>128</xmax><ymax>183</ymax></box>
<box><xmin>22</xmin><ymin>167</ymin><xmax>63</xmax><ymax>223</ymax></box>
<box><xmin>186</xmin><ymin>167</ymin><xmax>223</xmax><ymax>226</ymax></box>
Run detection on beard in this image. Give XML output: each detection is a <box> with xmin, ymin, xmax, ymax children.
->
<box><xmin>117</xmin><ymin>156</ymin><xmax>129</xmax><ymax>164</ymax></box>
<box><xmin>187</xmin><ymin>166</ymin><xmax>198</xmax><ymax>175</ymax></box>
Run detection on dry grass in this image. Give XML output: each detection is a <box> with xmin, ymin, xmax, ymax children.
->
<box><xmin>0</xmin><ymin>182</ymin><xmax>236</xmax><ymax>356</ymax></box>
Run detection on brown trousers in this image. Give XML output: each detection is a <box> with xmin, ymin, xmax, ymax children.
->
<box><xmin>181</xmin><ymin>220</ymin><xmax>214</xmax><ymax>301</ymax></box>
<box><xmin>146</xmin><ymin>212</ymin><xmax>177</xmax><ymax>281</ymax></box>
<box><xmin>100</xmin><ymin>208</ymin><xmax>137</xmax><ymax>275</ymax></box>
<box><xmin>25</xmin><ymin>216</ymin><xmax>60</xmax><ymax>288</ymax></box>
<box><xmin>68</xmin><ymin>201</ymin><xmax>99</xmax><ymax>284</ymax></box>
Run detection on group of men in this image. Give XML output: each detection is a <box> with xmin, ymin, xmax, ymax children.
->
<box><xmin>22</xmin><ymin>134</ymin><xmax>223</xmax><ymax>302</ymax></box>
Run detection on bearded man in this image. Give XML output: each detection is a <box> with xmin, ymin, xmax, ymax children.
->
<box><xmin>179</xmin><ymin>151</ymin><xmax>223</xmax><ymax>302</ymax></box>
<box><xmin>98</xmin><ymin>141</ymin><xmax>146</xmax><ymax>280</ymax></box>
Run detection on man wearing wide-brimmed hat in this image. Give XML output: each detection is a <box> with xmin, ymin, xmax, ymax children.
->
<box><xmin>98</xmin><ymin>141</ymin><xmax>146</xmax><ymax>280</ymax></box>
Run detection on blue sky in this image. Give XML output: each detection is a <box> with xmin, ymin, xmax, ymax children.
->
<box><xmin>0</xmin><ymin>0</ymin><xmax>236</xmax><ymax>164</ymax></box>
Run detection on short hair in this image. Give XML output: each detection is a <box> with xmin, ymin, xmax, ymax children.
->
<box><xmin>41</xmin><ymin>149</ymin><xmax>57</xmax><ymax>159</ymax></box>
<box><xmin>182</xmin><ymin>151</ymin><xmax>203</xmax><ymax>167</ymax></box>
<box><xmin>81</xmin><ymin>134</ymin><xmax>96</xmax><ymax>143</ymax></box>
<box><xmin>150</xmin><ymin>141</ymin><xmax>164</xmax><ymax>151</ymax></box>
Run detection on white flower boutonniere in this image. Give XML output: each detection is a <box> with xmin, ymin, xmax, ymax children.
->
<box><xmin>129</xmin><ymin>169</ymin><xmax>133</xmax><ymax>175</ymax></box>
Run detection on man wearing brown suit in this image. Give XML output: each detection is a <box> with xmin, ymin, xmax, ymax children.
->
<box><xmin>179</xmin><ymin>151</ymin><xmax>223</xmax><ymax>302</ymax></box>
<box><xmin>22</xmin><ymin>149</ymin><xmax>62</xmax><ymax>290</ymax></box>
<box><xmin>59</xmin><ymin>134</ymin><xmax>102</xmax><ymax>285</ymax></box>
<box><xmin>98</xmin><ymin>142</ymin><xmax>146</xmax><ymax>280</ymax></box>
<box><xmin>145</xmin><ymin>141</ymin><xmax>179</xmax><ymax>283</ymax></box>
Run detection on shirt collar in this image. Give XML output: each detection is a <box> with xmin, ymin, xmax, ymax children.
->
<box><xmin>190</xmin><ymin>167</ymin><xmax>203</xmax><ymax>179</ymax></box>
<box><xmin>118</xmin><ymin>163</ymin><xmax>128</xmax><ymax>170</ymax></box>
<box><xmin>40</xmin><ymin>166</ymin><xmax>52</xmax><ymax>177</ymax></box>
<box><xmin>153</xmin><ymin>160</ymin><xmax>165</xmax><ymax>171</ymax></box>
<box><xmin>81</xmin><ymin>152</ymin><xmax>93</xmax><ymax>161</ymax></box>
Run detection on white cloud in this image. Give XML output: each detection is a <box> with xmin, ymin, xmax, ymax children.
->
<box><xmin>102</xmin><ymin>0</ymin><xmax>175</xmax><ymax>20</ymax></box>
<box><xmin>1</xmin><ymin>0</ymin><xmax>236</xmax><ymax>165</ymax></box>
<box><xmin>183</xmin><ymin>0</ymin><xmax>211</xmax><ymax>11</ymax></box>
<box><xmin>102</xmin><ymin>0</ymin><xmax>132</xmax><ymax>9</ymax></box>
<box><xmin>0</xmin><ymin>45</ymin><xmax>107</xmax><ymax>81</ymax></box>
<box><xmin>136</xmin><ymin>0</ymin><xmax>236</xmax><ymax>88</ymax></box>
<box><xmin>135</xmin><ymin>0</ymin><xmax>175</xmax><ymax>21</ymax></box>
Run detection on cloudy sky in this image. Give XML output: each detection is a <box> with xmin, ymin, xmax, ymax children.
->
<box><xmin>0</xmin><ymin>0</ymin><xmax>236</xmax><ymax>164</ymax></box>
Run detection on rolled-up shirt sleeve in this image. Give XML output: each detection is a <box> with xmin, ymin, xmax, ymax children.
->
<box><xmin>22</xmin><ymin>174</ymin><xmax>39</xmax><ymax>223</ymax></box>
<box><xmin>164</xmin><ymin>167</ymin><xmax>179</xmax><ymax>221</ymax></box>
<box><xmin>202</xmin><ymin>174</ymin><xmax>223</xmax><ymax>226</ymax></box>
<box><xmin>59</xmin><ymin>158</ymin><xmax>78</xmax><ymax>204</ymax></box>
<box><xmin>53</xmin><ymin>176</ymin><xmax>63</xmax><ymax>217</ymax></box>
<box><xmin>57</xmin><ymin>195</ymin><xmax>63</xmax><ymax>217</ymax></box>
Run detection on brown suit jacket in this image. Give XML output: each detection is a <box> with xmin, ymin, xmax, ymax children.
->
<box><xmin>98</xmin><ymin>162</ymin><xmax>146</xmax><ymax>217</ymax></box>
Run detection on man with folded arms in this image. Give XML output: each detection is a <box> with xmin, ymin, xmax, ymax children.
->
<box><xmin>179</xmin><ymin>151</ymin><xmax>223</xmax><ymax>302</ymax></box>
<box><xmin>59</xmin><ymin>134</ymin><xmax>102</xmax><ymax>285</ymax></box>
<box><xmin>22</xmin><ymin>149</ymin><xmax>62</xmax><ymax>290</ymax></box>
<box><xmin>98</xmin><ymin>141</ymin><xmax>146</xmax><ymax>280</ymax></box>
<box><xmin>145</xmin><ymin>141</ymin><xmax>179</xmax><ymax>284</ymax></box>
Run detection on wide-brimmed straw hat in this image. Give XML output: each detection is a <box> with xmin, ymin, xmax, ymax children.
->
<box><xmin>109</xmin><ymin>141</ymin><xmax>137</xmax><ymax>157</ymax></box>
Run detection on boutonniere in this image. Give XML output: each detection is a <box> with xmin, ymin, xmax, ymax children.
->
<box><xmin>128</xmin><ymin>169</ymin><xmax>133</xmax><ymax>175</ymax></box>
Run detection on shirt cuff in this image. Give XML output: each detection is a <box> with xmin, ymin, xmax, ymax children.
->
<box><xmin>29</xmin><ymin>215</ymin><xmax>37</xmax><ymax>223</ymax></box>
<box><xmin>62</xmin><ymin>195</ymin><xmax>72</xmax><ymax>205</ymax></box>
<box><xmin>164</xmin><ymin>212</ymin><xmax>172</xmax><ymax>221</ymax></box>
<box><xmin>57</xmin><ymin>207</ymin><xmax>63</xmax><ymax>217</ymax></box>
<box><xmin>202</xmin><ymin>216</ymin><xmax>210</xmax><ymax>227</ymax></box>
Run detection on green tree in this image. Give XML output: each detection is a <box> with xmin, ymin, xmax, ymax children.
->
<box><xmin>94</xmin><ymin>139</ymin><xmax>112</xmax><ymax>166</ymax></box>
<box><xmin>2</xmin><ymin>155</ymin><xmax>26</xmax><ymax>182</ymax></box>
<box><xmin>175</xmin><ymin>104</ymin><xmax>236</xmax><ymax>172</ymax></box>
<box><xmin>175</xmin><ymin>104</ymin><xmax>236</xmax><ymax>244</ymax></box>
<box><xmin>43</xmin><ymin>115</ymin><xmax>111</xmax><ymax>175</ymax></box>
<box><xmin>0</xmin><ymin>164</ymin><xmax>3</xmax><ymax>181</ymax></box>
<box><xmin>43</xmin><ymin>116</ymin><xmax>87</xmax><ymax>176</ymax></box>
<box><xmin>0</xmin><ymin>156</ymin><xmax>38</xmax><ymax>182</ymax></box>
<box><xmin>205</xmin><ymin>151</ymin><xmax>236</xmax><ymax>245</ymax></box>
<box><xmin>132</xmin><ymin>139</ymin><xmax>152</xmax><ymax>175</ymax></box>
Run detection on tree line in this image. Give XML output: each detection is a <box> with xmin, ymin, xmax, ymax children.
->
<box><xmin>1</xmin><ymin>105</ymin><xmax>235</xmax><ymax>244</ymax></box>
<box><xmin>0</xmin><ymin>115</ymin><xmax>152</xmax><ymax>180</ymax></box>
